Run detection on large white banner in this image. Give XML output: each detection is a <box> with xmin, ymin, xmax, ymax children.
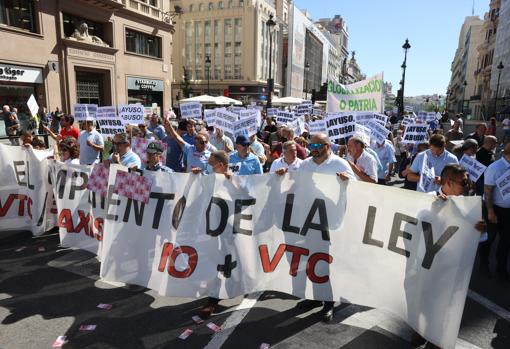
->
<box><xmin>0</xmin><ymin>144</ymin><xmax>55</xmax><ymax>235</ymax></box>
<box><xmin>100</xmin><ymin>165</ymin><xmax>480</xmax><ymax>349</ymax></box>
<box><xmin>327</xmin><ymin>73</ymin><xmax>384</xmax><ymax>113</ymax></box>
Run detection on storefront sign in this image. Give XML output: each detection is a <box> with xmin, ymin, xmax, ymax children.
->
<box><xmin>67</xmin><ymin>48</ymin><xmax>115</xmax><ymax>62</ymax></box>
<box><xmin>0</xmin><ymin>63</ymin><xmax>43</xmax><ymax>83</ymax></box>
<box><xmin>128</xmin><ymin>77</ymin><xmax>164</xmax><ymax>92</ymax></box>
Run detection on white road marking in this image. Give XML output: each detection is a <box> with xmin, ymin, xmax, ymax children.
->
<box><xmin>468</xmin><ymin>290</ymin><xmax>510</xmax><ymax>321</ymax></box>
<box><xmin>203</xmin><ymin>291</ymin><xmax>264</xmax><ymax>349</ymax></box>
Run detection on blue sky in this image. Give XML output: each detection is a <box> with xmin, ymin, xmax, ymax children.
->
<box><xmin>293</xmin><ymin>0</ymin><xmax>489</xmax><ymax>96</ymax></box>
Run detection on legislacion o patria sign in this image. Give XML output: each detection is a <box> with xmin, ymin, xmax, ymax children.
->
<box><xmin>0</xmin><ymin>63</ymin><xmax>43</xmax><ymax>83</ymax></box>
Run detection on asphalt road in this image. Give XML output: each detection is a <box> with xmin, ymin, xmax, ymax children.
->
<box><xmin>1</xmin><ymin>178</ymin><xmax>509</xmax><ymax>349</ymax></box>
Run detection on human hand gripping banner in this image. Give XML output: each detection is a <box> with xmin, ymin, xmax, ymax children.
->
<box><xmin>99</xmin><ymin>165</ymin><xmax>480</xmax><ymax>349</ymax></box>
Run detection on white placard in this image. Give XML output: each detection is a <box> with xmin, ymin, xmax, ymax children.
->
<box><xmin>325</xmin><ymin>112</ymin><xmax>356</xmax><ymax>140</ymax></box>
<box><xmin>367</xmin><ymin>120</ymin><xmax>390</xmax><ymax>144</ymax></box>
<box><xmin>26</xmin><ymin>94</ymin><xmax>39</xmax><ymax>117</ymax></box>
<box><xmin>215</xmin><ymin>108</ymin><xmax>238</xmax><ymax>136</ymax></box>
<box><xmin>308</xmin><ymin>120</ymin><xmax>327</xmax><ymax>135</ymax></box>
<box><xmin>495</xmin><ymin>168</ymin><xmax>510</xmax><ymax>200</ymax></box>
<box><xmin>234</xmin><ymin>113</ymin><xmax>259</xmax><ymax>138</ymax></box>
<box><xmin>276</xmin><ymin>111</ymin><xmax>294</xmax><ymax>124</ymax></box>
<box><xmin>353</xmin><ymin>124</ymin><xmax>371</xmax><ymax>146</ymax></box>
<box><xmin>267</xmin><ymin>108</ymin><xmax>278</xmax><ymax>117</ymax></box>
<box><xmin>74</xmin><ymin>104</ymin><xmax>98</xmax><ymax>122</ymax></box>
<box><xmin>402</xmin><ymin>124</ymin><xmax>428</xmax><ymax>144</ymax></box>
<box><xmin>204</xmin><ymin>109</ymin><xmax>216</xmax><ymax>128</ymax></box>
<box><xmin>96</xmin><ymin>106</ymin><xmax>125</xmax><ymax>139</ymax></box>
<box><xmin>459</xmin><ymin>155</ymin><xmax>487</xmax><ymax>182</ymax></box>
<box><xmin>180</xmin><ymin>102</ymin><xmax>202</xmax><ymax>119</ymax></box>
<box><xmin>117</xmin><ymin>104</ymin><xmax>144</xmax><ymax>125</ymax></box>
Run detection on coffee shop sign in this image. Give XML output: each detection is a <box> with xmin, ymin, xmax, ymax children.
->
<box><xmin>136</xmin><ymin>79</ymin><xmax>157</xmax><ymax>90</ymax></box>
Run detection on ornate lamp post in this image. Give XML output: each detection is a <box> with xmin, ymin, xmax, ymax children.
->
<box><xmin>494</xmin><ymin>61</ymin><xmax>504</xmax><ymax>116</ymax></box>
<box><xmin>398</xmin><ymin>39</ymin><xmax>411</xmax><ymax>116</ymax></box>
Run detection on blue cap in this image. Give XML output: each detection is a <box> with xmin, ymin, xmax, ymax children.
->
<box><xmin>235</xmin><ymin>135</ymin><xmax>250</xmax><ymax>146</ymax></box>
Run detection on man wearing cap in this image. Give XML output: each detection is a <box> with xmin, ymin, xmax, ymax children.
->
<box><xmin>104</xmin><ymin>132</ymin><xmax>141</xmax><ymax>169</ymax></box>
<box><xmin>346</xmin><ymin>136</ymin><xmax>378</xmax><ymax>183</ymax></box>
<box><xmin>229</xmin><ymin>135</ymin><xmax>263</xmax><ymax>175</ymax></box>
<box><xmin>164</xmin><ymin>118</ymin><xmax>212</xmax><ymax>173</ymax></box>
<box><xmin>145</xmin><ymin>141</ymin><xmax>173</xmax><ymax>173</ymax></box>
<box><xmin>148</xmin><ymin>113</ymin><xmax>166</xmax><ymax>140</ymax></box>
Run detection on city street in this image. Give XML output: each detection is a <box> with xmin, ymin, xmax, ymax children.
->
<box><xmin>1</xmin><ymin>212</ymin><xmax>509</xmax><ymax>349</ymax></box>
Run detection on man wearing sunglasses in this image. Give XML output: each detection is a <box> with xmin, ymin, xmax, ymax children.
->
<box><xmin>104</xmin><ymin>132</ymin><xmax>141</xmax><ymax>169</ymax></box>
<box><xmin>164</xmin><ymin>118</ymin><xmax>212</xmax><ymax>173</ymax></box>
<box><xmin>298</xmin><ymin>132</ymin><xmax>356</xmax><ymax>322</ymax></box>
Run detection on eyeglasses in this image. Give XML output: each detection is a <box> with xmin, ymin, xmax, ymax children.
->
<box><xmin>308</xmin><ymin>143</ymin><xmax>325</xmax><ymax>150</ymax></box>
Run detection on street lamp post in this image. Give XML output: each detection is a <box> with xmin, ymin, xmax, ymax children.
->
<box><xmin>205</xmin><ymin>55</ymin><xmax>211</xmax><ymax>95</ymax></box>
<box><xmin>398</xmin><ymin>39</ymin><xmax>411</xmax><ymax>116</ymax></box>
<box><xmin>304</xmin><ymin>62</ymin><xmax>310</xmax><ymax>100</ymax></box>
<box><xmin>494</xmin><ymin>61</ymin><xmax>504</xmax><ymax>116</ymax></box>
<box><xmin>462</xmin><ymin>80</ymin><xmax>467</xmax><ymax>114</ymax></box>
<box><xmin>266</xmin><ymin>14</ymin><xmax>276</xmax><ymax>109</ymax></box>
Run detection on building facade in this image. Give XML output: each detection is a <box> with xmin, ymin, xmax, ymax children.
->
<box><xmin>491</xmin><ymin>0</ymin><xmax>510</xmax><ymax>116</ymax></box>
<box><xmin>447</xmin><ymin>16</ymin><xmax>483</xmax><ymax>115</ymax></box>
<box><xmin>472</xmin><ymin>0</ymin><xmax>501</xmax><ymax>119</ymax></box>
<box><xmin>0</xmin><ymin>0</ymin><xmax>174</xmax><ymax>127</ymax></box>
<box><xmin>170</xmin><ymin>0</ymin><xmax>285</xmax><ymax>105</ymax></box>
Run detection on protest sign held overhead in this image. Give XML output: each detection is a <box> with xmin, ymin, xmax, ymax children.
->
<box><xmin>214</xmin><ymin>108</ymin><xmax>237</xmax><ymax>136</ymax></box>
<box><xmin>96</xmin><ymin>106</ymin><xmax>124</xmax><ymax>139</ymax></box>
<box><xmin>276</xmin><ymin>111</ymin><xmax>294</xmax><ymax>124</ymax></box>
<box><xmin>118</xmin><ymin>104</ymin><xmax>144</xmax><ymax>125</ymax></box>
<box><xmin>234</xmin><ymin>113</ymin><xmax>259</xmax><ymax>138</ymax></box>
<box><xmin>367</xmin><ymin>120</ymin><xmax>390</xmax><ymax>144</ymax></box>
<box><xmin>204</xmin><ymin>109</ymin><xmax>216</xmax><ymax>128</ymax></box>
<box><xmin>325</xmin><ymin>112</ymin><xmax>356</xmax><ymax>140</ymax></box>
<box><xmin>266</xmin><ymin>108</ymin><xmax>278</xmax><ymax>117</ymax></box>
<box><xmin>180</xmin><ymin>102</ymin><xmax>202</xmax><ymax>119</ymax></box>
<box><xmin>74</xmin><ymin>104</ymin><xmax>98</xmax><ymax>122</ymax></box>
<box><xmin>27</xmin><ymin>94</ymin><xmax>39</xmax><ymax>117</ymax></box>
<box><xmin>327</xmin><ymin>73</ymin><xmax>384</xmax><ymax>113</ymax></box>
<box><xmin>402</xmin><ymin>123</ymin><xmax>428</xmax><ymax>144</ymax></box>
<box><xmin>308</xmin><ymin>120</ymin><xmax>327</xmax><ymax>135</ymax></box>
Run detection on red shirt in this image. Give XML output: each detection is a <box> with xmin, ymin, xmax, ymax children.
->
<box><xmin>60</xmin><ymin>126</ymin><xmax>80</xmax><ymax>140</ymax></box>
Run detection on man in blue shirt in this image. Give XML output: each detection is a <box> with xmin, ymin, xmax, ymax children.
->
<box><xmin>105</xmin><ymin>132</ymin><xmax>141</xmax><ymax>169</ymax></box>
<box><xmin>407</xmin><ymin>134</ymin><xmax>458</xmax><ymax>192</ymax></box>
<box><xmin>182</xmin><ymin>119</ymin><xmax>197</xmax><ymax>145</ymax></box>
<box><xmin>371</xmin><ymin>140</ymin><xmax>396</xmax><ymax>185</ymax></box>
<box><xmin>147</xmin><ymin>113</ymin><xmax>166</xmax><ymax>140</ymax></box>
<box><xmin>163</xmin><ymin>118</ymin><xmax>212</xmax><ymax>173</ymax></box>
<box><xmin>78</xmin><ymin>120</ymin><xmax>104</xmax><ymax>165</ymax></box>
<box><xmin>483</xmin><ymin>142</ymin><xmax>510</xmax><ymax>280</ymax></box>
<box><xmin>162</xmin><ymin>120</ymin><xmax>187</xmax><ymax>172</ymax></box>
<box><xmin>228</xmin><ymin>135</ymin><xmax>263</xmax><ymax>175</ymax></box>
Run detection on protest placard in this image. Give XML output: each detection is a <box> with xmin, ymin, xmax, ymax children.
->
<box><xmin>402</xmin><ymin>123</ymin><xmax>428</xmax><ymax>144</ymax></box>
<box><xmin>353</xmin><ymin>124</ymin><xmax>371</xmax><ymax>146</ymax></box>
<box><xmin>234</xmin><ymin>113</ymin><xmax>259</xmax><ymax>138</ymax></box>
<box><xmin>180</xmin><ymin>102</ymin><xmax>202</xmax><ymax>119</ymax></box>
<box><xmin>74</xmin><ymin>104</ymin><xmax>98</xmax><ymax>122</ymax></box>
<box><xmin>327</xmin><ymin>73</ymin><xmax>383</xmax><ymax>113</ymax></box>
<box><xmin>27</xmin><ymin>94</ymin><xmax>39</xmax><ymax>117</ymax></box>
<box><xmin>240</xmin><ymin>108</ymin><xmax>262</xmax><ymax>127</ymax></box>
<box><xmin>215</xmin><ymin>108</ymin><xmax>237</xmax><ymax>135</ymax></box>
<box><xmin>96</xmin><ymin>106</ymin><xmax>124</xmax><ymax>139</ymax></box>
<box><xmin>288</xmin><ymin>117</ymin><xmax>305</xmax><ymax>137</ymax></box>
<box><xmin>374</xmin><ymin>113</ymin><xmax>388</xmax><ymax>125</ymax></box>
<box><xmin>325</xmin><ymin>112</ymin><xmax>356</xmax><ymax>140</ymax></box>
<box><xmin>276</xmin><ymin>111</ymin><xmax>294</xmax><ymax>124</ymax></box>
<box><xmin>367</xmin><ymin>120</ymin><xmax>390</xmax><ymax>144</ymax></box>
<box><xmin>308</xmin><ymin>120</ymin><xmax>327</xmax><ymax>135</ymax></box>
<box><xmin>118</xmin><ymin>104</ymin><xmax>144</xmax><ymax>125</ymax></box>
<box><xmin>401</xmin><ymin>117</ymin><xmax>414</xmax><ymax>126</ymax></box>
<box><xmin>354</xmin><ymin>112</ymin><xmax>376</xmax><ymax>125</ymax></box>
<box><xmin>459</xmin><ymin>155</ymin><xmax>487</xmax><ymax>182</ymax></box>
<box><xmin>495</xmin><ymin>168</ymin><xmax>510</xmax><ymax>201</ymax></box>
<box><xmin>204</xmin><ymin>109</ymin><xmax>216</xmax><ymax>128</ymax></box>
<box><xmin>312</xmin><ymin>108</ymin><xmax>324</xmax><ymax>116</ymax></box>
<box><xmin>267</xmin><ymin>108</ymin><xmax>278</xmax><ymax>117</ymax></box>
<box><xmin>295</xmin><ymin>102</ymin><xmax>312</xmax><ymax>116</ymax></box>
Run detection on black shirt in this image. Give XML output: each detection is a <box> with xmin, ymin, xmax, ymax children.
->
<box><xmin>475</xmin><ymin>147</ymin><xmax>495</xmax><ymax>195</ymax></box>
<box><xmin>465</xmin><ymin>132</ymin><xmax>484</xmax><ymax>147</ymax></box>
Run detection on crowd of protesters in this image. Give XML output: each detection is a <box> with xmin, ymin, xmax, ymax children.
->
<box><xmin>2</xmin><ymin>103</ymin><xmax>510</xmax><ymax>333</ymax></box>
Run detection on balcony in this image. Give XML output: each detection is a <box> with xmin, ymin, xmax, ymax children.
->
<box><xmin>121</xmin><ymin>0</ymin><xmax>163</xmax><ymax>21</ymax></box>
<box><xmin>77</xmin><ymin>0</ymin><xmax>125</xmax><ymax>10</ymax></box>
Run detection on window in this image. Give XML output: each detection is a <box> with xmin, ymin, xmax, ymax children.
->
<box><xmin>189</xmin><ymin>4</ymin><xmax>194</xmax><ymax>12</ymax></box>
<box><xmin>204</xmin><ymin>20</ymin><xmax>211</xmax><ymax>43</ymax></box>
<box><xmin>63</xmin><ymin>13</ymin><xmax>105</xmax><ymax>42</ymax></box>
<box><xmin>239</xmin><ymin>0</ymin><xmax>244</xmax><ymax>7</ymax></box>
<box><xmin>234</xmin><ymin>18</ymin><xmax>242</xmax><ymax>42</ymax></box>
<box><xmin>209</xmin><ymin>2</ymin><xmax>214</xmax><ymax>10</ymax></box>
<box><xmin>228</xmin><ymin>0</ymin><xmax>233</xmax><ymax>8</ymax></box>
<box><xmin>0</xmin><ymin>0</ymin><xmax>37</xmax><ymax>32</ymax></box>
<box><xmin>149</xmin><ymin>0</ymin><xmax>158</xmax><ymax>6</ymax></box>
<box><xmin>218</xmin><ymin>1</ymin><xmax>224</xmax><ymax>9</ymax></box>
<box><xmin>199</xmin><ymin>3</ymin><xmax>204</xmax><ymax>11</ymax></box>
<box><xmin>125</xmin><ymin>29</ymin><xmax>162</xmax><ymax>58</ymax></box>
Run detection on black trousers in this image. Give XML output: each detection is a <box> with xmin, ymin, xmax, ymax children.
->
<box><xmin>480</xmin><ymin>204</ymin><xmax>510</xmax><ymax>272</ymax></box>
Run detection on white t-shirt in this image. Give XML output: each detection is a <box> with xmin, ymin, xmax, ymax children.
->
<box><xmin>348</xmin><ymin>150</ymin><xmax>378</xmax><ymax>182</ymax></box>
<box><xmin>300</xmin><ymin>153</ymin><xmax>356</xmax><ymax>179</ymax></box>
<box><xmin>269</xmin><ymin>157</ymin><xmax>303</xmax><ymax>173</ymax></box>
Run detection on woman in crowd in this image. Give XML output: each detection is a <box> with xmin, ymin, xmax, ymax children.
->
<box><xmin>58</xmin><ymin>137</ymin><xmax>80</xmax><ymax>165</ymax></box>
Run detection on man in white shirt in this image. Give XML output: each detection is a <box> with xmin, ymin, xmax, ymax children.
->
<box><xmin>270</xmin><ymin>140</ymin><xmax>302</xmax><ymax>174</ymax></box>
<box><xmin>346</xmin><ymin>136</ymin><xmax>378</xmax><ymax>183</ymax></box>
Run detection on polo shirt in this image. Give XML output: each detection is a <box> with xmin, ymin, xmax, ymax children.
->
<box><xmin>347</xmin><ymin>150</ymin><xmax>378</xmax><ymax>182</ymax></box>
<box><xmin>229</xmin><ymin>152</ymin><xmax>263</xmax><ymax>175</ymax></box>
<box><xmin>183</xmin><ymin>143</ymin><xmax>211</xmax><ymax>173</ymax></box>
<box><xmin>108</xmin><ymin>149</ymin><xmax>141</xmax><ymax>168</ymax></box>
<box><xmin>410</xmin><ymin>149</ymin><xmax>458</xmax><ymax>192</ymax></box>
<box><xmin>148</xmin><ymin>123</ymin><xmax>166</xmax><ymax>140</ymax></box>
<box><xmin>60</xmin><ymin>126</ymin><xmax>80</xmax><ymax>140</ymax></box>
<box><xmin>78</xmin><ymin>129</ymin><xmax>104</xmax><ymax>165</ymax></box>
<box><xmin>300</xmin><ymin>153</ymin><xmax>356</xmax><ymax>179</ymax></box>
<box><xmin>484</xmin><ymin>156</ymin><xmax>510</xmax><ymax>208</ymax></box>
<box><xmin>162</xmin><ymin>136</ymin><xmax>184</xmax><ymax>172</ymax></box>
<box><xmin>371</xmin><ymin>141</ymin><xmax>396</xmax><ymax>179</ymax></box>
<box><xmin>269</xmin><ymin>157</ymin><xmax>303</xmax><ymax>173</ymax></box>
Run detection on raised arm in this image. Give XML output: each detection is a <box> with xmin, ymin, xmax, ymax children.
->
<box><xmin>163</xmin><ymin>118</ymin><xmax>186</xmax><ymax>148</ymax></box>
